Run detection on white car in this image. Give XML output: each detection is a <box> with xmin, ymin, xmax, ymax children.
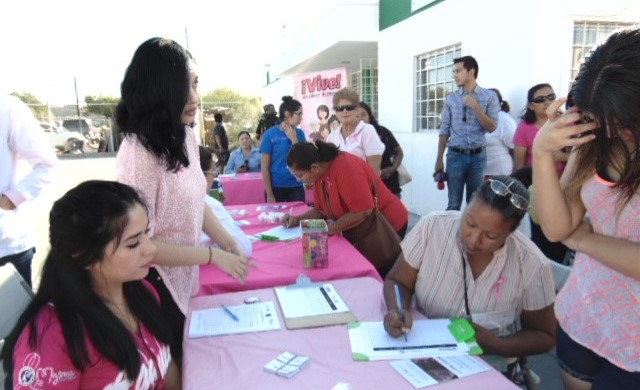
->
<box><xmin>40</xmin><ymin>123</ymin><xmax>85</xmax><ymax>153</ymax></box>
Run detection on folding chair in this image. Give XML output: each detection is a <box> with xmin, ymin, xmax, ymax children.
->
<box><xmin>0</xmin><ymin>263</ymin><xmax>34</xmax><ymax>386</ymax></box>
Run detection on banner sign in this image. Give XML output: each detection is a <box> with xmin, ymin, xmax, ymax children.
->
<box><xmin>293</xmin><ymin>67</ymin><xmax>347</xmax><ymax>141</ymax></box>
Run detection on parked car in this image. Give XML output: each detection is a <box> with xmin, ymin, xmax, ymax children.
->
<box><xmin>61</xmin><ymin>118</ymin><xmax>102</xmax><ymax>147</ymax></box>
<box><xmin>40</xmin><ymin>123</ymin><xmax>85</xmax><ymax>153</ymax></box>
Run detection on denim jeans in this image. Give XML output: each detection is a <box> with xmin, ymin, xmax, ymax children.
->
<box><xmin>445</xmin><ymin>150</ymin><xmax>486</xmax><ymax>210</ymax></box>
<box><xmin>0</xmin><ymin>247</ymin><xmax>34</xmax><ymax>287</ymax></box>
<box><xmin>557</xmin><ymin>325</ymin><xmax>640</xmax><ymax>388</ymax></box>
<box><xmin>267</xmin><ymin>186</ymin><xmax>306</xmax><ymax>203</ymax></box>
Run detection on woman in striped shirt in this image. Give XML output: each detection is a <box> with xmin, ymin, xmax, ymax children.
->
<box><xmin>383</xmin><ymin>175</ymin><xmax>556</xmax><ymax>363</ymax></box>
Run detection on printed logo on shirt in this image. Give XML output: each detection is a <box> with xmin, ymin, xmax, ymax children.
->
<box><xmin>17</xmin><ymin>353</ymin><xmax>78</xmax><ymax>388</ymax></box>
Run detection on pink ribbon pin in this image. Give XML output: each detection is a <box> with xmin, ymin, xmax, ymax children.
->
<box><xmin>492</xmin><ymin>277</ymin><xmax>506</xmax><ymax>300</ymax></box>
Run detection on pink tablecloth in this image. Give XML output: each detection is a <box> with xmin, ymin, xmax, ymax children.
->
<box><xmin>198</xmin><ymin>202</ymin><xmax>382</xmax><ymax>295</ymax></box>
<box><xmin>183</xmin><ymin>277</ymin><xmax>519</xmax><ymax>390</ymax></box>
<box><xmin>219</xmin><ymin>172</ymin><xmax>265</xmax><ymax>205</ymax></box>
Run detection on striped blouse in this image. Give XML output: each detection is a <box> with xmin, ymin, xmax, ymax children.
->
<box><xmin>402</xmin><ymin>212</ymin><xmax>555</xmax><ymax>320</ymax></box>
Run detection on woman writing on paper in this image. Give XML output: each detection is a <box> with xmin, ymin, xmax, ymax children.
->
<box><xmin>383</xmin><ymin>176</ymin><xmax>556</xmax><ymax>369</ymax></box>
<box><xmin>282</xmin><ymin>140</ymin><xmax>408</xmax><ymax>277</ymax></box>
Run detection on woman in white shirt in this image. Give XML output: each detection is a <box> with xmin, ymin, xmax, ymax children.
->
<box><xmin>325</xmin><ymin>88</ymin><xmax>384</xmax><ymax>174</ymax></box>
<box><xmin>484</xmin><ymin>88</ymin><xmax>516</xmax><ymax>178</ymax></box>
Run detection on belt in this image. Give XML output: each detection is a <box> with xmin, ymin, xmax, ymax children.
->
<box><xmin>449</xmin><ymin>146</ymin><xmax>485</xmax><ymax>155</ymax></box>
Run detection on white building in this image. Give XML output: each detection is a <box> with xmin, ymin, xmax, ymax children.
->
<box><xmin>265</xmin><ymin>0</ymin><xmax>639</xmax><ymax>216</ymax></box>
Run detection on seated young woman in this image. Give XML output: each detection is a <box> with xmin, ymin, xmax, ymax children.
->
<box><xmin>1</xmin><ymin>180</ymin><xmax>180</xmax><ymax>389</ymax></box>
<box><xmin>383</xmin><ymin>175</ymin><xmax>556</xmax><ymax>365</ymax></box>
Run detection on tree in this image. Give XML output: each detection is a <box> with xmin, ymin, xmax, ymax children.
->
<box><xmin>10</xmin><ymin>92</ymin><xmax>48</xmax><ymax>121</ymax></box>
<box><xmin>85</xmin><ymin>95</ymin><xmax>119</xmax><ymax>118</ymax></box>
<box><xmin>200</xmin><ymin>88</ymin><xmax>262</xmax><ymax>149</ymax></box>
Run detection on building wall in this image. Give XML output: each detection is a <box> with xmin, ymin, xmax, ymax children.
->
<box><xmin>378</xmin><ymin>0</ymin><xmax>639</xmax><ymax>216</ymax></box>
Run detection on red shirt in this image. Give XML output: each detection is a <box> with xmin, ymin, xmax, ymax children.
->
<box><xmin>313</xmin><ymin>152</ymin><xmax>408</xmax><ymax>231</ymax></box>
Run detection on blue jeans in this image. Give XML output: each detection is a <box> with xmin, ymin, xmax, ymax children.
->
<box><xmin>445</xmin><ymin>150</ymin><xmax>486</xmax><ymax>210</ymax></box>
<box><xmin>0</xmin><ymin>247</ymin><xmax>34</xmax><ymax>287</ymax></box>
<box><xmin>557</xmin><ymin>325</ymin><xmax>640</xmax><ymax>388</ymax></box>
<box><xmin>267</xmin><ymin>186</ymin><xmax>306</xmax><ymax>203</ymax></box>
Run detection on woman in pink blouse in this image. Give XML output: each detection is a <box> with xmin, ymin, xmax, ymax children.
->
<box><xmin>115</xmin><ymin>38</ymin><xmax>252</xmax><ymax>363</ymax></box>
<box><xmin>533</xmin><ymin>27</ymin><xmax>640</xmax><ymax>389</ymax></box>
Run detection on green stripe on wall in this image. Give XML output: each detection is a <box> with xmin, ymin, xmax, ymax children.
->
<box><xmin>379</xmin><ymin>0</ymin><xmax>446</xmax><ymax>31</ymax></box>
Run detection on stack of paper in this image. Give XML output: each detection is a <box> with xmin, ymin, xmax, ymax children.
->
<box><xmin>348</xmin><ymin>319</ymin><xmax>474</xmax><ymax>361</ymax></box>
<box><xmin>274</xmin><ymin>282</ymin><xmax>356</xmax><ymax>329</ymax></box>
<box><xmin>188</xmin><ymin>301</ymin><xmax>280</xmax><ymax>338</ymax></box>
<box><xmin>390</xmin><ymin>356</ymin><xmax>489</xmax><ymax>388</ymax></box>
<box><xmin>264</xmin><ymin>352</ymin><xmax>310</xmax><ymax>378</ymax></box>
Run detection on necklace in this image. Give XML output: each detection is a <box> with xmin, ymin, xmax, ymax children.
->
<box><xmin>105</xmin><ymin>300</ymin><xmax>140</xmax><ymax>334</ymax></box>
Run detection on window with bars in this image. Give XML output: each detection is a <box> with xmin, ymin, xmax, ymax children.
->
<box><xmin>348</xmin><ymin>58</ymin><xmax>378</xmax><ymax>118</ymax></box>
<box><xmin>571</xmin><ymin>21</ymin><xmax>634</xmax><ymax>81</ymax></box>
<box><xmin>415</xmin><ymin>44</ymin><xmax>461</xmax><ymax>132</ymax></box>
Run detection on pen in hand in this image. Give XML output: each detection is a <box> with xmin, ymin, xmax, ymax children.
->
<box><xmin>221</xmin><ymin>304</ymin><xmax>239</xmax><ymax>322</ymax></box>
<box><xmin>394</xmin><ymin>284</ymin><xmax>408</xmax><ymax>342</ymax></box>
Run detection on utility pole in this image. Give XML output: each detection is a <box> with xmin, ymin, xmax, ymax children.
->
<box><xmin>74</xmin><ymin>76</ymin><xmax>81</xmax><ymax>117</ymax></box>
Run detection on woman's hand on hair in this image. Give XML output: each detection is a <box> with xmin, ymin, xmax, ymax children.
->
<box><xmin>281</xmin><ymin>123</ymin><xmax>298</xmax><ymax>143</ymax></box>
<box><xmin>533</xmin><ymin>98</ymin><xmax>597</xmax><ymax>156</ymax></box>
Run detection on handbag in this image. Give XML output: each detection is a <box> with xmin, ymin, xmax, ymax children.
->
<box><xmin>323</xmin><ymin>181</ymin><xmax>402</xmax><ymax>271</ymax></box>
<box><xmin>397</xmin><ymin>163</ymin><xmax>412</xmax><ymax>186</ymax></box>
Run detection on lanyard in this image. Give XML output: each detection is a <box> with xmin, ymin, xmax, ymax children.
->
<box><xmin>459</xmin><ymin>244</ymin><xmax>472</xmax><ymax>318</ymax></box>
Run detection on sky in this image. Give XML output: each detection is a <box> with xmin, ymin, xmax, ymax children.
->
<box><xmin>0</xmin><ymin>0</ymin><xmax>325</xmax><ymax>105</ymax></box>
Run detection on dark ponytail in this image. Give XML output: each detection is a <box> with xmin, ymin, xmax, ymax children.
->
<box><xmin>287</xmin><ymin>141</ymin><xmax>339</xmax><ymax>170</ymax></box>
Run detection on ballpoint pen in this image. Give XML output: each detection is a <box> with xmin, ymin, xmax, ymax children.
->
<box><xmin>394</xmin><ymin>284</ymin><xmax>408</xmax><ymax>342</ymax></box>
<box><xmin>221</xmin><ymin>304</ymin><xmax>239</xmax><ymax>322</ymax></box>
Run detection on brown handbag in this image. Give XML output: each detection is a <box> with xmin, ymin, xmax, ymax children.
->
<box><xmin>323</xmin><ymin>180</ymin><xmax>402</xmax><ymax>270</ymax></box>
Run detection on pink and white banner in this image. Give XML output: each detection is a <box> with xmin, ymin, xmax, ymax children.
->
<box><xmin>293</xmin><ymin>67</ymin><xmax>347</xmax><ymax>141</ymax></box>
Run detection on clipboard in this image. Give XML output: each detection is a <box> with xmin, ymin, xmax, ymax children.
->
<box><xmin>274</xmin><ymin>274</ymin><xmax>357</xmax><ymax>329</ymax></box>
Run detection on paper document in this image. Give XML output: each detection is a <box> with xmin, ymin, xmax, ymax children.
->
<box><xmin>349</xmin><ymin>320</ymin><xmax>470</xmax><ymax>361</ymax></box>
<box><xmin>218</xmin><ymin>173</ymin><xmax>236</xmax><ymax>178</ymax></box>
<box><xmin>390</xmin><ymin>356</ymin><xmax>489</xmax><ymax>388</ymax></box>
<box><xmin>275</xmin><ymin>283</ymin><xmax>350</xmax><ymax>318</ymax></box>
<box><xmin>188</xmin><ymin>301</ymin><xmax>280</xmax><ymax>338</ymax></box>
<box><xmin>256</xmin><ymin>225</ymin><xmax>302</xmax><ymax>241</ymax></box>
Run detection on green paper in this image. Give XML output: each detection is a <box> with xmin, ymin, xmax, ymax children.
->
<box><xmin>352</xmin><ymin>353</ymin><xmax>369</xmax><ymax>362</ymax></box>
<box><xmin>347</xmin><ymin>321</ymin><xmax>361</xmax><ymax>329</ymax></box>
<box><xmin>258</xmin><ymin>234</ymin><xmax>279</xmax><ymax>241</ymax></box>
<box><xmin>448</xmin><ymin>318</ymin><xmax>475</xmax><ymax>342</ymax></box>
<box><xmin>466</xmin><ymin>338</ymin><xmax>484</xmax><ymax>355</ymax></box>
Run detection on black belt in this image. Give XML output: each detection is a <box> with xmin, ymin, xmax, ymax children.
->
<box><xmin>449</xmin><ymin>146</ymin><xmax>485</xmax><ymax>155</ymax></box>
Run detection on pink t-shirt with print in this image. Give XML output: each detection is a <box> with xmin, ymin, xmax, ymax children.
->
<box><xmin>12</xmin><ymin>304</ymin><xmax>171</xmax><ymax>389</ymax></box>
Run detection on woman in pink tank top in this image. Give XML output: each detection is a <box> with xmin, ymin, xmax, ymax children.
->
<box><xmin>532</xmin><ymin>27</ymin><xmax>640</xmax><ymax>389</ymax></box>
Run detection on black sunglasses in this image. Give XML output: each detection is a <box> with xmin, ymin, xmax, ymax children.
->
<box><xmin>334</xmin><ymin>104</ymin><xmax>358</xmax><ymax>112</ymax></box>
<box><xmin>530</xmin><ymin>93</ymin><xmax>556</xmax><ymax>104</ymax></box>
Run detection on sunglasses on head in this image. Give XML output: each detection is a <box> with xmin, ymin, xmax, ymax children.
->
<box><xmin>334</xmin><ymin>104</ymin><xmax>358</xmax><ymax>112</ymax></box>
<box><xmin>530</xmin><ymin>93</ymin><xmax>556</xmax><ymax>104</ymax></box>
<box><xmin>489</xmin><ymin>179</ymin><xmax>529</xmax><ymax>211</ymax></box>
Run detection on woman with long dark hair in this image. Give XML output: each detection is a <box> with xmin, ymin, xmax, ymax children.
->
<box><xmin>116</xmin><ymin>37</ymin><xmax>252</xmax><ymax>362</ymax></box>
<box><xmin>1</xmin><ymin>180</ymin><xmax>179</xmax><ymax>389</ymax></box>
<box><xmin>533</xmin><ymin>27</ymin><xmax>640</xmax><ymax>389</ymax></box>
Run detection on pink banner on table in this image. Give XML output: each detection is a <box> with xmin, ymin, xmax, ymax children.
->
<box><xmin>198</xmin><ymin>202</ymin><xmax>381</xmax><ymax>295</ymax></box>
<box><xmin>183</xmin><ymin>277</ymin><xmax>520</xmax><ymax>390</ymax></box>
<box><xmin>293</xmin><ymin>67</ymin><xmax>347</xmax><ymax>141</ymax></box>
<box><xmin>219</xmin><ymin>172</ymin><xmax>265</xmax><ymax>206</ymax></box>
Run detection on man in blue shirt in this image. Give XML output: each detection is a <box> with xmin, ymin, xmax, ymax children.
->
<box><xmin>434</xmin><ymin>56</ymin><xmax>499</xmax><ymax>210</ymax></box>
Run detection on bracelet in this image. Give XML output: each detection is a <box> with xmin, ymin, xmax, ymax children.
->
<box><xmin>207</xmin><ymin>246</ymin><xmax>212</xmax><ymax>265</ymax></box>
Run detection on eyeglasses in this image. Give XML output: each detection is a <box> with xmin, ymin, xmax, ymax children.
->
<box><xmin>530</xmin><ymin>93</ymin><xmax>556</xmax><ymax>104</ymax></box>
<box><xmin>489</xmin><ymin>179</ymin><xmax>529</xmax><ymax>210</ymax></box>
<box><xmin>334</xmin><ymin>104</ymin><xmax>358</xmax><ymax>112</ymax></box>
<box><xmin>203</xmin><ymin>170</ymin><xmax>217</xmax><ymax>177</ymax></box>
